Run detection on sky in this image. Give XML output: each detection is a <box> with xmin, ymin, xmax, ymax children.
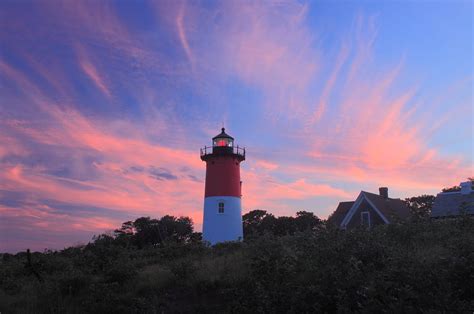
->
<box><xmin>0</xmin><ymin>0</ymin><xmax>472</xmax><ymax>253</ymax></box>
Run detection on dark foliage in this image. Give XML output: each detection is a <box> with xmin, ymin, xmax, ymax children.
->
<box><xmin>442</xmin><ymin>177</ymin><xmax>473</xmax><ymax>192</ymax></box>
<box><xmin>442</xmin><ymin>185</ymin><xmax>462</xmax><ymax>192</ymax></box>
<box><xmin>243</xmin><ymin>209</ymin><xmax>322</xmax><ymax>238</ymax></box>
<box><xmin>404</xmin><ymin>194</ymin><xmax>435</xmax><ymax>220</ymax></box>
<box><xmin>1</xmin><ymin>214</ymin><xmax>473</xmax><ymax>313</ymax></box>
<box><xmin>113</xmin><ymin>215</ymin><xmax>197</xmax><ymax>248</ymax></box>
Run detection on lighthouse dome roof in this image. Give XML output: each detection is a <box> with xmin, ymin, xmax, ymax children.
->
<box><xmin>212</xmin><ymin>128</ymin><xmax>234</xmax><ymax>140</ymax></box>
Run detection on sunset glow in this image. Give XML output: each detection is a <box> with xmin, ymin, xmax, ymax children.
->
<box><xmin>1</xmin><ymin>1</ymin><xmax>472</xmax><ymax>252</ymax></box>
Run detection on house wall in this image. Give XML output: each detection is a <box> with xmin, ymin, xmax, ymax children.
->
<box><xmin>346</xmin><ymin>199</ymin><xmax>386</xmax><ymax>229</ymax></box>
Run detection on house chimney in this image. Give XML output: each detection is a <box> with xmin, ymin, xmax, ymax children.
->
<box><xmin>460</xmin><ymin>181</ymin><xmax>472</xmax><ymax>195</ymax></box>
<box><xmin>379</xmin><ymin>187</ymin><xmax>388</xmax><ymax>199</ymax></box>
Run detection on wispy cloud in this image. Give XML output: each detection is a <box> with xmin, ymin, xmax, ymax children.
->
<box><xmin>0</xmin><ymin>0</ymin><xmax>471</xmax><ymax>252</ymax></box>
<box><xmin>176</xmin><ymin>2</ymin><xmax>195</xmax><ymax>72</ymax></box>
<box><xmin>78</xmin><ymin>53</ymin><xmax>112</xmax><ymax>99</ymax></box>
<box><xmin>309</xmin><ymin>43</ymin><xmax>349</xmax><ymax>124</ymax></box>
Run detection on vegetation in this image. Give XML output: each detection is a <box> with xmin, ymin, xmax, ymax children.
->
<box><xmin>442</xmin><ymin>177</ymin><xmax>474</xmax><ymax>193</ymax></box>
<box><xmin>243</xmin><ymin>210</ymin><xmax>322</xmax><ymax>238</ymax></box>
<box><xmin>1</xmin><ymin>211</ymin><xmax>473</xmax><ymax>313</ymax></box>
<box><xmin>404</xmin><ymin>195</ymin><xmax>436</xmax><ymax>220</ymax></box>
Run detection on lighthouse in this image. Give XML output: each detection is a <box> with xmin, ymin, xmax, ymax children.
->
<box><xmin>200</xmin><ymin>128</ymin><xmax>246</xmax><ymax>245</ymax></box>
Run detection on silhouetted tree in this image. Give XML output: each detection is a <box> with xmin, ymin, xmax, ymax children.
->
<box><xmin>243</xmin><ymin>209</ymin><xmax>276</xmax><ymax>237</ymax></box>
<box><xmin>273</xmin><ymin>216</ymin><xmax>296</xmax><ymax>236</ymax></box>
<box><xmin>294</xmin><ymin>211</ymin><xmax>322</xmax><ymax>231</ymax></box>
<box><xmin>442</xmin><ymin>185</ymin><xmax>461</xmax><ymax>192</ymax></box>
<box><xmin>159</xmin><ymin>215</ymin><xmax>194</xmax><ymax>243</ymax></box>
<box><xmin>442</xmin><ymin>177</ymin><xmax>474</xmax><ymax>192</ymax></box>
<box><xmin>243</xmin><ymin>210</ymin><xmax>321</xmax><ymax>237</ymax></box>
<box><xmin>24</xmin><ymin>249</ymin><xmax>43</xmax><ymax>283</ymax></box>
<box><xmin>113</xmin><ymin>220</ymin><xmax>135</xmax><ymax>247</ymax></box>
<box><xmin>189</xmin><ymin>232</ymin><xmax>203</xmax><ymax>243</ymax></box>
<box><xmin>404</xmin><ymin>195</ymin><xmax>435</xmax><ymax>220</ymax></box>
<box><xmin>133</xmin><ymin>217</ymin><xmax>162</xmax><ymax>247</ymax></box>
<box><xmin>113</xmin><ymin>216</ymin><xmax>194</xmax><ymax>248</ymax></box>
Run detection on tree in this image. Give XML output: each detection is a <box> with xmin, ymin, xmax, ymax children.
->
<box><xmin>113</xmin><ymin>221</ymin><xmax>135</xmax><ymax>247</ymax></box>
<box><xmin>243</xmin><ymin>210</ymin><xmax>321</xmax><ymax>237</ymax></box>
<box><xmin>133</xmin><ymin>217</ymin><xmax>162</xmax><ymax>248</ymax></box>
<box><xmin>159</xmin><ymin>215</ymin><xmax>194</xmax><ymax>243</ymax></box>
<box><xmin>114</xmin><ymin>220</ymin><xmax>134</xmax><ymax>236</ymax></box>
<box><xmin>273</xmin><ymin>216</ymin><xmax>296</xmax><ymax>236</ymax></box>
<box><xmin>404</xmin><ymin>195</ymin><xmax>435</xmax><ymax>220</ymax></box>
<box><xmin>294</xmin><ymin>211</ymin><xmax>322</xmax><ymax>232</ymax></box>
<box><xmin>189</xmin><ymin>232</ymin><xmax>203</xmax><ymax>243</ymax></box>
<box><xmin>442</xmin><ymin>177</ymin><xmax>474</xmax><ymax>192</ymax></box>
<box><xmin>442</xmin><ymin>185</ymin><xmax>461</xmax><ymax>193</ymax></box>
<box><xmin>112</xmin><ymin>216</ymin><xmax>195</xmax><ymax>248</ymax></box>
<box><xmin>242</xmin><ymin>210</ymin><xmax>276</xmax><ymax>237</ymax></box>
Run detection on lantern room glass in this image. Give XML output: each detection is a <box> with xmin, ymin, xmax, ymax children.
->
<box><xmin>213</xmin><ymin>138</ymin><xmax>233</xmax><ymax>147</ymax></box>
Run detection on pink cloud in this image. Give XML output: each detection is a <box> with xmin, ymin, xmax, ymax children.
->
<box><xmin>79</xmin><ymin>57</ymin><xmax>112</xmax><ymax>98</ymax></box>
<box><xmin>164</xmin><ymin>1</ymin><xmax>320</xmax><ymax>120</ymax></box>
<box><xmin>310</xmin><ymin>43</ymin><xmax>350</xmax><ymax>124</ymax></box>
<box><xmin>241</xmin><ymin>167</ymin><xmax>350</xmax><ymax>212</ymax></box>
<box><xmin>189</xmin><ymin>3</ymin><xmax>470</xmax><ymax>206</ymax></box>
<box><xmin>215</xmin><ymin>8</ymin><xmax>470</xmax><ymax>196</ymax></box>
<box><xmin>2</xmin><ymin>114</ymin><xmax>204</xmax><ymax>215</ymax></box>
<box><xmin>0</xmin><ymin>202</ymin><xmax>123</xmax><ymax>252</ymax></box>
<box><xmin>1</xmin><ymin>61</ymin><xmax>207</xmax><ymax>248</ymax></box>
<box><xmin>1</xmin><ymin>2</ymin><xmax>471</xmax><ymax>252</ymax></box>
<box><xmin>254</xmin><ymin>160</ymin><xmax>279</xmax><ymax>171</ymax></box>
<box><xmin>176</xmin><ymin>2</ymin><xmax>195</xmax><ymax>72</ymax></box>
<box><xmin>0</xmin><ymin>133</ymin><xmax>28</xmax><ymax>159</ymax></box>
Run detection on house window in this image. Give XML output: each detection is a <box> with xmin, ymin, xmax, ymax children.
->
<box><xmin>218</xmin><ymin>202</ymin><xmax>224</xmax><ymax>214</ymax></box>
<box><xmin>361</xmin><ymin>211</ymin><xmax>371</xmax><ymax>227</ymax></box>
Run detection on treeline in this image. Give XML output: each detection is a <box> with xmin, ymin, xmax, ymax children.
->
<box><xmin>1</xmin><ymin>211</ymin><xmax>473</xmax><ymax>313</ymax></box>
<box><xmin>243</xmin><ymin>210</ymin><xmax>322</xmax><ymax>237</ymax></box>
<box><xmin>110</xmin><ymin>210</ymin><xmax>324</xmax><ymax>249</ymax></box>
<box><xmin>38</xmin><ymin>211</ymin><xmax>324</xmax><ymax>252</ymax></box>
<box><xmin>109</xmin><ymin>215</ymin><xmax>201</xmax><ymax>248</ymax></box>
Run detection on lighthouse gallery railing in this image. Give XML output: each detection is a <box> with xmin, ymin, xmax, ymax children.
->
<box><xmin>200</xmin><ymin>145</ymin><xmax>246</xmax><ymax>158</ymax></box>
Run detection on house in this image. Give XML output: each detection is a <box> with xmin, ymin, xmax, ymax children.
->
<box><xmin>328</xmin><ymin>187</ymin><xmax>411</xmax><ymax>229</ymax></box>
<box><xmin>431</xmin><ymin>181</ymin><xmax>474</xmax><ymax>218</ymax></box>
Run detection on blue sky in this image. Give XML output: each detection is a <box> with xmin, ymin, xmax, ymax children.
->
<box><xmin>0</xmin><ymin>0</ymin><xmax>472</xmax><ymax>252</ymax></box>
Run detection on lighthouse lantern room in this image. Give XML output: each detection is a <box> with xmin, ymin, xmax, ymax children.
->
<box><xmin>200</xmin><ymin>128</ymin><xmax>245</xmax><ymax>245</ymax></box>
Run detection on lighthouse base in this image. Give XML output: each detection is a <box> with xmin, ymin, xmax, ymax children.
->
<box><xmin>202</xmin><ymin>196</ymin><xmax>243</xmax><ymax>245</ymax></box>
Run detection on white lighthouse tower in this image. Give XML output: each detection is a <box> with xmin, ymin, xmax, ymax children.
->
<box><xmin>200</xmin><ymin>128</ymin><xmax>246</xmax><ymax>245</ymax></box>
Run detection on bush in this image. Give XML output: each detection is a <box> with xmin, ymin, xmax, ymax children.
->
<box><xmin>1</xmin><ymin>216</ymin><xmax>473</xmax><ymax>313</ymax></box>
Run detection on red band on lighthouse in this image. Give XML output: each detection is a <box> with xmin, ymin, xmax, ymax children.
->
<box><xmin>204</xmin><ymin>156</ymin><xmax>242</xmax><ymax>197</ymax></box>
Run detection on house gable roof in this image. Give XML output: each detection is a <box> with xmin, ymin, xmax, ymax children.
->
<box><xmin>327</xmin><ymin>201</ymin><xmax>354</xmax><ymax>226</ymax></box>
<box><xmin>339</xmin><ymin>191</ymin><xmax>411</xmax><ymax>228</ymax></box>
<box><xmin>431</xmin><ymin>192</ymin><xmax>474</xmax><ymax>217</ymax></box>
<box><xmin>363</xmin><ymin>192</ymin><xmax>411</xmax><ymax>221</ymax></box>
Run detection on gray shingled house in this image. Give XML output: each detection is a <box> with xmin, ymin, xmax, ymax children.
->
<box><xmin>328</xmin><ymin>187</ymin><xmax>411</xmax><ymax>229</ymax></box>
<box><xmin>431</xmin><ymin>181</ymin><xmax>474</xmax><ymax>218</ymax></box>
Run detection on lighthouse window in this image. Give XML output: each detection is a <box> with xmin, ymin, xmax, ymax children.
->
<box><xmin>218</xmin><ymin>202</ymin><xmax>225</xmax><ymax>213</ymax></box>
<box><xmin>213</xmin><ymin>138</ymin><xmax>233</xmax><ymax>147</ymax></box>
